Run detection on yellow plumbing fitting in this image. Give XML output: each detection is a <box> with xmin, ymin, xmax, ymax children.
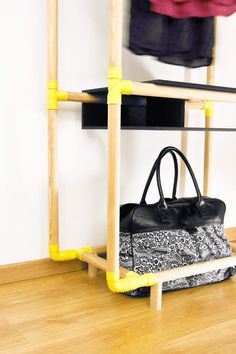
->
<box><xmin>204</xmin><ymin>100</ymin><xmax>214</xmax><ymax>118</ymax></box>
<box><xmin>57</xmin><ymin>90</ymin><xmax>68</xmax><ymax>101</ymax></box>
<box><xmin>49</xmin><ymin>244</ymin><xmax>93</xmax><ymax>262</ymax></box>
<box><xmin>48</xmin><ymin>80</ymin><xmax>68</xmax><ymax>109</ymax></box>
<box><xmin>107</xmin><ymin>67</ymin><xmax>133</xmax><ymax>104</ymax></box>
<box><xmin>48</xmin><ymin>80</ymin><xmax>58</xmax><ymax>110</ymax></box>
<box><xmin>121</xmin><ymin>80</ymin><xmax>133</xmax><ymax>95</ymax></box>
<box><xmin>108</xmin><ymin>67</ymin><xmax>122</xmax><ymax>80</ymax></box>
<box><xmin>106</xmin><ymin>271</ymin><xmax>157</xmax><ymax>293</ymax></box>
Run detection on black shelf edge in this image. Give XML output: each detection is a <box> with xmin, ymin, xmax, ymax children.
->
<box><xmin>82</xmin><ymin>126</ymin><xmax>236</xmax><ymax>132</ymax></box>
<box><xmin>83</xmin><ymin>79</ymin><xmax>236</xmax><ymax>95</ymax></box>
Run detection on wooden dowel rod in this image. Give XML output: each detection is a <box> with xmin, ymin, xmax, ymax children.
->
<box><xmin>154</xmin><ymin>255</ymin><xmax>236</xmax><ymax>283</ymax></box>
<box><xmin>203</xmin><ymin>18</ymin><xmax>217</xmax><ymax>196</ymax></box>
<box><xmin>66</xmin><ymin>92</ymin><xmax>204</xmax><ymax>108</ymax></box>
<box><xmin>131</xmin><ymin>82</ymin><xmax>236</xmax><ymax>103</ymax></box>
<box><xmin>107</xmin><ymin>0</ymin><xmax>123</xmax><ymax>276</ymax></box>
<box><xmin>180</xmin><ymin>69</ymin><xmax>191</xmax><ymax>197</ymax></box>
<box><xmin>185</xmin><ymin>100</ymin><xmax>205</xmax><ymax>110</ymax></box>
<box><xmin>207</xmin><ymin>60</ymin><xmax>216</xmax><ymax>88</ymax></box>
<box><xmin>225</xmin><ymin>227</ymin><xmax>236</xmax><ymax>241</ymax></box>
<box><xmin>67</xmin><ymin>92</ymin><xmax>98</xmax><ymax>103</ymax></box>
<box><xmin>88</xmin><ymin>252</ymin><xmax>98</xmax><ymax>278</ymax></box>
<box><xmin>119</xmin><ymin>266</ymin><xmax>129</xmax><ymax>278</ymax></box>
<box><xmin>92</xmin><ymin>246</ymin><xmax>107</xmax><ymax>254</ymax></box>
<box><xmin>88</xmin><ymin>264</ymin><xmax>98</xmax><ymax>278</ymax></box>
<box><xmin>107</xmin><ymin>105</ymin><xmax>121</xmax><ymax>275</ymax></box>
<box><xmin>109</xmin><ymin>0</ymin><xmax>122</xmax><ymax>68</ymax></box>
<box><xmin>82</xmin><ymin>252</ymin><xmax>236</xmax><ymax>291</ymax></box>
<box><xmin>230</xmin><ymin>242</ymin><xmax>236</xmax><ymax>253</ymax></box>
<box><xmin>48</xmin><ymin>0</ymin><xmax>58</xmax><ymax>245</ymax></box>
<box><xmin>48</xmin><ymin>110</ymin><xmax>58</xmax><ymax>244</ymax></box>
<box><xmin>83</xmin><ymin>253</ymin><xmax>107</xmax><ymax>272</ymax></box>
<box><xmin>82</xmin><ymin>253</ymin><xmax>128</xmax><ymax>278</ymax></box>
<box><xmin>150</xmin><ymin>282</ymin><xmax>163</xmax><ymax>311</ymax></box>
<box><xmin>48</xmin><ymin>0</ymin><xmax>58</xmax><ymax>81</ymax></box>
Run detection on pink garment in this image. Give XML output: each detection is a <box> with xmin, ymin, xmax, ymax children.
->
<box><xmin>150</xmin><ymin>0</ymin><xmax>236</xmax><ymax>18</ymax></box>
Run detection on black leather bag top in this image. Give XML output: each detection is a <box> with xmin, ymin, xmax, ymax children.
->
<box><xmin>120</xmin><ymin>146</ymin><xmax>226</xmax><ymax>234</ymax></box>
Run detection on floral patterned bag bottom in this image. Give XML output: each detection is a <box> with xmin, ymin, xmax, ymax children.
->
<box><xmin>119</xmin><ymin>225</ymin><xmax>235</xmax><ymax>297</ymax></box>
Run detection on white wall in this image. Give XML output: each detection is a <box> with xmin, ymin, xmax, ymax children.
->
<box><xmin>0</xmin><ymin>0</ymin><xmax>236</xmax><ymax>265</ymax></box>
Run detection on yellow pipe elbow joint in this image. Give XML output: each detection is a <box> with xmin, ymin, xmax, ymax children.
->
<box><xmin>106</xmin><ymin>271</ymin><xmax>157</xmax><ymax>293</ymax></box>
<box><xmin>205</xmin><ymin>100</ymin><xmax>214</xmax><ymax>118</ymax></box>
<box><xmin>107</xmin><ymin>67</ymin><xmax>133</xmax><ymax>104</ymax></box>
<box><xmin>49</xmin><ymin>244</ymin><xmax>93</xmax><ymax>262</ymax></box>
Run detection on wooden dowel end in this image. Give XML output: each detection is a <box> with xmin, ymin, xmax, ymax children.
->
<box><xmin>150</xmin><ymin>282</ymin><xmax>163</xmax><ymax>311</ymax></box>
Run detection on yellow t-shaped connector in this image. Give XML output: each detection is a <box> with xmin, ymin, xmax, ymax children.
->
<box><xmin>205</xmin><ymin>100</ymin><xmax>214</xmax><ymax>118</ymax></box>
<box><xmin>48</xmin><ymin>80</ymin><xmax>68</xmax><ymax>110</ymax></box>
<box><xmin>107</xmin><ymin>67</ymin><xmax>133</xmax><ymax>104</ymax></box>
<box><xmin>48</xmin><ymin>80</ymin><xmax>58</xmax><ymax>110</ymax></box>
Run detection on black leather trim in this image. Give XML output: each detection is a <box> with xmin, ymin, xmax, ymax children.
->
<box><xmin>133</xmin><ymin>197</ymin><xmax>225</xmax><ymax>233</ymax></box>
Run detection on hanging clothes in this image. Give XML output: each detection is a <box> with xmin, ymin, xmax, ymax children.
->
<box><xmin>129</xmin><ymin>0</ymin><xmax>214</xmax><ymax>68</ymax></box>
<box><xmin>150</xmin><ymin>0</ymin><xmax>236</xmax><ymax>18</ymax></box>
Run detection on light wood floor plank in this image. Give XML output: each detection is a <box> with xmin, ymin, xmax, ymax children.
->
<box><xmin>0</xmin><ymin>271</ymin><xmax>236</xmax><ymax>353</ymax></box>
<box><xmin>0</xmin><ymin>258</ymin><xmax>84</xmax><ymax>285</ymax></box>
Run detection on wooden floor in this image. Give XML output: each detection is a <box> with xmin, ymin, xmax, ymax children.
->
<box><xmin>1</xmin><ymin>271</ymin><xmax>236</xmax><ymax>354</ymax></box>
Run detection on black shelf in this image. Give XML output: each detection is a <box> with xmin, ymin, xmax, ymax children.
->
<box><xmin>82</xmin><ymin>80</ymin><xmax>236</xmax><ymax>131</ymax></box>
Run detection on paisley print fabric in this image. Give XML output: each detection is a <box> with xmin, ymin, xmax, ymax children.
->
<box><xmin>119</xmin><ymin>224</ymin><xmax>235</xmax><ymax>297</ymax></box>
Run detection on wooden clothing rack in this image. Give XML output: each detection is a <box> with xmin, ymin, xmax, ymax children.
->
<box><xmin>47</xmin><ymin>0</ymin><xmax>236</xmax><ymax>311</ymax></box>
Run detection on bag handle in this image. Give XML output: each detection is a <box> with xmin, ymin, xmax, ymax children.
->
<box><xmin>156</xmin><ymin>146</ymin><xmax>204</xmax><ymax>209</ymax></box>
<box><xmin>140</xmin><ymin>151</ymin><xmax>179</xmax><ymax>204</ymax></box>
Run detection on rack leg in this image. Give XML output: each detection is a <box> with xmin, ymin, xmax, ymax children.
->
<box><xmin>150</xmin><ymin>282</ymin><xmax>163</xmax><ymax>311</ymax></box>
<box><xmin>88</xmin><ymin>253</ymin><xmax>98</xmax><ymax>278</ymax></box>
<box><xmin>48</xmin><ymin>0</ymin><xmax>59</xmax><ymax>246</ymax></box>
<box><xmin>107</xmin><ymin>0</ymin><xmax>123</xmax><ymax>276</ymax></box>
<box><xmin>179</xmin><ymin>68</ymin><xmax>191</xmax><ymax>197</ymax></box>
<box><xmin>107</xmin><ymin>105</ymin><xmax>121</xmax><ymax>275</ymax></box>
<box><xmin>48</xmin><ymin>110</ymin><xmax>59</xmax><ymax>244</ymax></box>
<box><xmin>203</xmin><ymin>18</ymin><xmax>216</xmax><ymax>196</ymax></box>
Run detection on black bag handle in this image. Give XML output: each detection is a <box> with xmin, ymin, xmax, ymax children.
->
<box><xmin>156</xmin><ymin>146</ymin><xmax>204</xmax><ymax>209</ymax></box>
<box><xmin>140</xmin><ymin>151</ymin><xmax>179</xmax><ymax>204</ymax></box>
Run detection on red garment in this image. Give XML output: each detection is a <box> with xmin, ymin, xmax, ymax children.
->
<box><xmin>150</xmin><ymin>0</ymin><xmax>236</xmax><ymax>18</ymax></box>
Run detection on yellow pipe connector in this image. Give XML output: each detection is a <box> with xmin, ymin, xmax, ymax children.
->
<box><xmin>108</xmin><ymin>67</ymin><xmax>133</xmax><ymax>105</ymax></box>
<box><xmin>204</xmin><ymin>100</ymin><xmax>214</xmax><ymax>118</ymax></box>
<box><xmin>106</xmin><ymin>271</ymin><xmax>157</xmax><ymax>293</ymax></box>
<box><xmin>48</xmin><ymin>80</ymin><xmax>68</xmax><ymax>110</ymax></box>
<box><xmin>49</xmin><ymin>244</ymin><xmax>93</xmax><ymax>262</ymax></box>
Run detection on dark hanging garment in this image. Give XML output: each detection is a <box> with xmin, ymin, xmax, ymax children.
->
<box><xmin>129</xmin><ymin>0</ymin><xmax>214</xmax><ymax>68</ymax></box>
<box><xmin>150</xmin><ymin>0</ymin><xmax>236</xmax><ymax>18</ymax></box>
